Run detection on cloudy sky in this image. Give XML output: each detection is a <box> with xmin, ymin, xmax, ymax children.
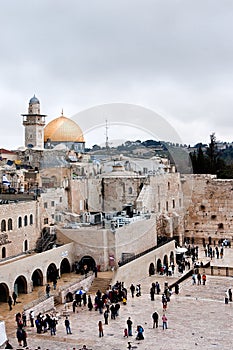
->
<box><xmin>1</xmin><ymin>0</ymin><xmax>233</xmax><ymax>149</ymax></box>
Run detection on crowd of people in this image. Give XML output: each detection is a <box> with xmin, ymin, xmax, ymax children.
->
<box><xmin>3</xmin><ymin>242</ymin><xmax>232</xmax><ymax>350</ymax></box>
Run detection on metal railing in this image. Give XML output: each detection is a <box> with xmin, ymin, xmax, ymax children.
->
<box><xmin>119</xmin><ymin>237</ymin><xmax>175</xmax><ymax>267</ymax></box>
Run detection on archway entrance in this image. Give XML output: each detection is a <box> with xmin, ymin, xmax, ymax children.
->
<box><xmin>14</xmin><ymin>275</ymin><xmax>27</xmax><ymax>295</ymax></box>
<box><xmin>46</xmin><ymin>263</ymin><xmax>58</xmax><ymax>283</ymax></box>
<box><xmin>78</xmin><ymin>256</ymin><xmax>96</xmax><ymax>274</ymax></box>
<box><xmin>60</xmin><ymin>258</ymin><xmax>71</xmax><ymax>275</ymax></box>
<box><xmin>149</xmin><ymin>262</ymin><xmax>155</xmax><ymax>276</ymax></box>
<box><xmin>31</xmin><ymin>269</ymin><xmax>43</xmax><ymax>287</ymax></box>
<box><xmin>0</xmin><ymin>283</ymin><xmax>9</xmax><ymax>302</ymax></box>
<box><xmin>156</xmin><ymin>258</ymin><xmax>162</xmax><ymax>274</ymax></box>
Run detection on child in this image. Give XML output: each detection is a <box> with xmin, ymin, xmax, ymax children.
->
<box><xmin>124</xmin><ymin>328</ymin><xmax>128</xmax><ymax>337</ymax></box>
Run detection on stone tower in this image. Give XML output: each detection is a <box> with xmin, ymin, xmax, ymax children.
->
<box><xmin>21</xmin><ymin>95</ymin><xmax>47</xmax><ymax>149</ymax></box>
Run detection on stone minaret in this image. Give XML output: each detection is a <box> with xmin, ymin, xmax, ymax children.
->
<box><xmin>21</xmin><ymin>95</ymin><xmax>47</xmax><ymax>149</ymax></box>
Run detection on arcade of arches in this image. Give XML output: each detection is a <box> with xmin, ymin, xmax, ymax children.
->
<box><xmin>0</xmin><ymin>256</ymin><xmax>96</xmax><ymax>304</ymax></box>
<box><xmin>149</xmin><ymin>251</ymin><xmax>175</xmax><ymax>276</ymax></box>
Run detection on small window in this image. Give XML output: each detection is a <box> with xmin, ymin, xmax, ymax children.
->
<box><xmin>158</xmin><ymin>202</ymin><xmax>160</xmax><ymax>212</ymax></box>
<box><xmin>30</xmin><ymin>214</ymin><xmax>33</xmax><ymax>225</ymax></box>
<box><xmin>166</xmin><ymin>201</ymin><xmax>169</xmax><ymax>211</ymax></box>
<box><xmin>44</xmin><ymin>218</ymin><xmax>48</xmax><ymax>225</ymax></box>
<box><xmin>1</xmin><ymin>220</ymin><xmax>6</xmax><ymax>232</ymax></box>
<box><xmin>8</xmin><ymin>218</ymin><xmax>13</xmax><ymax>231</ymax></box>
<box><xmin>44</xmin><ymin>202</ymin><xmax>47</xmax><ymax>209</ymax></box>
<box><xmin>172</xmin><ymin>199</ymin><xmax>175</xmax><ymax>209</ymax></box>
<box><xmin>179</xmin><ymin>198</ymin><xmax>182</xmax><ymax>207</ymax></box>
<box><xmin>168</xmin><ymin>182</ymin><xmax>170</xmax><ymax>190</ymax></box>
<box><xmin>59</xmin><ymin>197</ymin><xmax>62</xmax><ymax>203</ymax></box>
<box><xmin>51</xmin><ymin>201</ymin><xmax>55</xmax><ymax>207</ymax></box>
<box><xmin>24</xmin><ymin>216</ymin><xmax>28</xmax><ymax>227</ymax></box>
<box><xmin>128</xmin><ymin>187</ymin><xmax>132</xmax><ymax>195</ymax></box>
<box><xmin>18</xmin><ymin>217</ymin><xmax>22</xmax><ymax>228</ymax></box>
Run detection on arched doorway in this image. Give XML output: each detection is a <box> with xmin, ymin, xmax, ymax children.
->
<box><xmin>149</xmin><ymin>262</ymin><xmax>155</xmax><ymax>276</ymax></box>
<box><xmin>0</xmin><ymin>283</ymin><xmax>9</xmax><ymax>302</ymax></box>
<box><xmin>14</xmin><ymin>275</ymin><xmax>27</xmax><ymax>295</ymax></box>
<box><xmin>46</xmin><ymin>263</ymin><xmax>58</xmax><ymax>283</ymax></box>
<box><xmin>163</xmin><ymin>255</ymin><xmax>168</xmax><ymax>275</ymax></box>
<box><xmin>60</xmin><ymin>258</ymin><xmax>71</xmax><ymax>275</ymax></box>
<box><xmin>78</xmin><ymin>256</ymin><xmax>96</xmax><ymax>274</ymax></box>
<box><xmin>31</xmin><ymin>269</ymin><xmax>43</xmax><ymax>287</ymax></box>
<box><xmin>156</xmin><ymin>258</ymin><xmax>162</xmax><ymax>274</ymax></box>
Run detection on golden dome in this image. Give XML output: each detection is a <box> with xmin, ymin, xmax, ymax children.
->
<box><xmin>44</xmin><ymin>115</ymin><xmax>85</xmax><ymax>143</ymax></box>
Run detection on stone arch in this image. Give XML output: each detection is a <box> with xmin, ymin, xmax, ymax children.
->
<box><xmin>46</xmin><ymin>263</ymin><xmax>58</xmax><ymax>283</ymax></box>
<box><xmin>14</xmin><ymin>275</ymin><xmax>27</xmax><ymax>295</ymax></box>
<box><xmin>31</xmin><ymin>269</ymin><xmax>43</xmax><ymax>287</ymax></box>
<box><xmin>156</xmin><ymin>258</ymin><xmax>162</xmax><ymax>273</ymax></box>
<box><xmin>149</xmin><ymin>262</ymin><xmax>155</xmax><ymax>276</ymax></box>
<box><xmin>170</xmin><ymin>251</ymin><xmax>174</xmax><ymax>264</ymax></box>
<box><xmin>163</xmin><ymin>255</ymin><xmax>168</xmax><ymax>266</ymax></box>
<box><xmin>60</xmin><ymin>258</ymin><xmax>71</xmax><ymax>275</ymax></box>
<box><xmin>0</xmin><ymin>283</ymin><xmax>9</xmax><ymax>302</ymax></box>
<box><xmin>78</xmin><ymin>255</ymin><xmax>96</xmax><ymax>274</ymax></box>
<box><xmin>1</xmin><ymin>219</ymin><xmax>6</xmax><ymax>232</ymax></box>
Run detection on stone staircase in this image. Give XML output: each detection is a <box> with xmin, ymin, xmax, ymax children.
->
<box><xmin>88</xmin><ymin>271</ymin><xmax>113</xmax><ymax>295</ymax></box>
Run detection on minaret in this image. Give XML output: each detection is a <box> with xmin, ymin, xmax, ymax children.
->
<box><xmin>21</xmin><ymin>95</ymin><xmax>47</xmax><ymax>149</ymax></box>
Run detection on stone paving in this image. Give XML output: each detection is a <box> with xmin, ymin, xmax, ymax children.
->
<box><xmin>1</xmin><ymin>247</ymin><xmax>233</xmax><ymax>350</ymax></box>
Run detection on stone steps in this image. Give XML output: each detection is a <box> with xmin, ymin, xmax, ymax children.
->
<box><xmin>88</xmin><ymin>271</ymin><xmax>113</xmax><ymax>295</ymax></box>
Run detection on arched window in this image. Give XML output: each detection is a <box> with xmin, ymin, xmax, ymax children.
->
<box><xmin>1</xmin><ymin>220</ymin><xmax>6</xmax><ymax>232</ymax></box>
<box><xmin>18</xmin><ymin>217</ymin><xmax>22</xmax><ymax>228</ymax></box>
<box><xmin>2</xmin><ymin>247</ymin><xmax>6</xmax><ymax>258</ymax></box>
<box><xmin>24</xmin><ymin>215</ymin><xmax>28</xmax><ymax>227</ymax></box>
<box><xmin>29</xmin><ymin>214</ymin><xmax>33</xmax><ymax>225</ymax></box>
<box><xmin>24</xmin><ymin>240</ymin><xmax>28</xmax><ymax>252</ymax></box>
<box><xmin>8</xmin><ymin>218</ymin><xmax>13</xmax><ymax>231</ymax></box>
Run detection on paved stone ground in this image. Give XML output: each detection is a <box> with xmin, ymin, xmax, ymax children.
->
<box><xmin>1</xmin><ymin>247</ymin><xmax>233</xmax><ymax>350</ymax></box>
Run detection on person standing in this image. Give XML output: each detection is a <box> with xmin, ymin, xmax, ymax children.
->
<box><xmin>98</xmin><ymin>320</ymin><xmax>104</xmax><ymax>337</ymax></box>
<box><xmin>8</xmin><ymin>296</ymin><xmax>13</xmax><ymax>311</ymax></box>
<box><xmin>150</xmin><ymin>285</ymin><xmax>155</xmax><ymax>301</ymax></box>
<box><xmin>162</xmin><ymin>314</ymin><xmax>168</xmax><ymax>330</ymax></box>
<box><xmin>225</xmin><ymin>290</ymin><xmax>229</xmax><ymax>304</ymax></box>
<box><xmin>12</xmin><ymin>291</ymin><xmax>17</xmax><ymax>305</ymax></box>
<box><xmin>22</xmin><ymin>311</ymin><xmax>27</xmax><ymax>327</ymax></box>
<box><xmin>46</xmin><ymin>284</ymin><xmax>51</xmax><ymax>298</ymax></box>
<box><xmin>202</xmin><ymin>274</ymin><xmax>207</xmax><ymax>285</ymax></box>
<box><xmin>104</xmin><ymin>310</ymin><xmax>109</xmax><ymax>325</ymax></box>
<box><xmin>152</xmin><ymin>311</ymin><xmax>159</xmax><ymax>328</ymax></box>
<box><xmin>130</xmin><ymin>284</ymin><xmax>135</xmax><ymax>298</ymax></box>
<box><xmin>228</xmin><ymin>288</ymin><xmax>232</xmax><ymax>302</ymax></box>
<box><xmin>127</xmin><ymin>317</ymin><xmax>133</xmax><ymax>336</ymax></box>
<box><xmin>197</xmin><ymin>273</ymin><xmax>201</xmax><ymax>285</ymax></box>
<box><xmin>65</xmin><ymin>317</ymin><xmax>72</xmax><ymax>334</ymax></box>
<box><xmin>88</xmin><ymin>295</ymin><xmax>93</xmax><ymax>311</ymax></box>
<box><xmin>29</xmin><ymin>310</ymin><xmax>34</xmax><ymax>327</ymax></box>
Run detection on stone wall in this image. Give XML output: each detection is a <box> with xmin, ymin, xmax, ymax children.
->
<box><xmin>111</xmin><ymin>239</ymin><xmax>176</xmax><ymax>286</ymax></box>
<box><xmin>182</xmin><ymin>175</ymin><xmax>233</xmax><ymax>244</ymax></box>
<box><xmin>0</xmin><ymin>200</ymin><xmax>40</xmax><ymax>257</ymax></box>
